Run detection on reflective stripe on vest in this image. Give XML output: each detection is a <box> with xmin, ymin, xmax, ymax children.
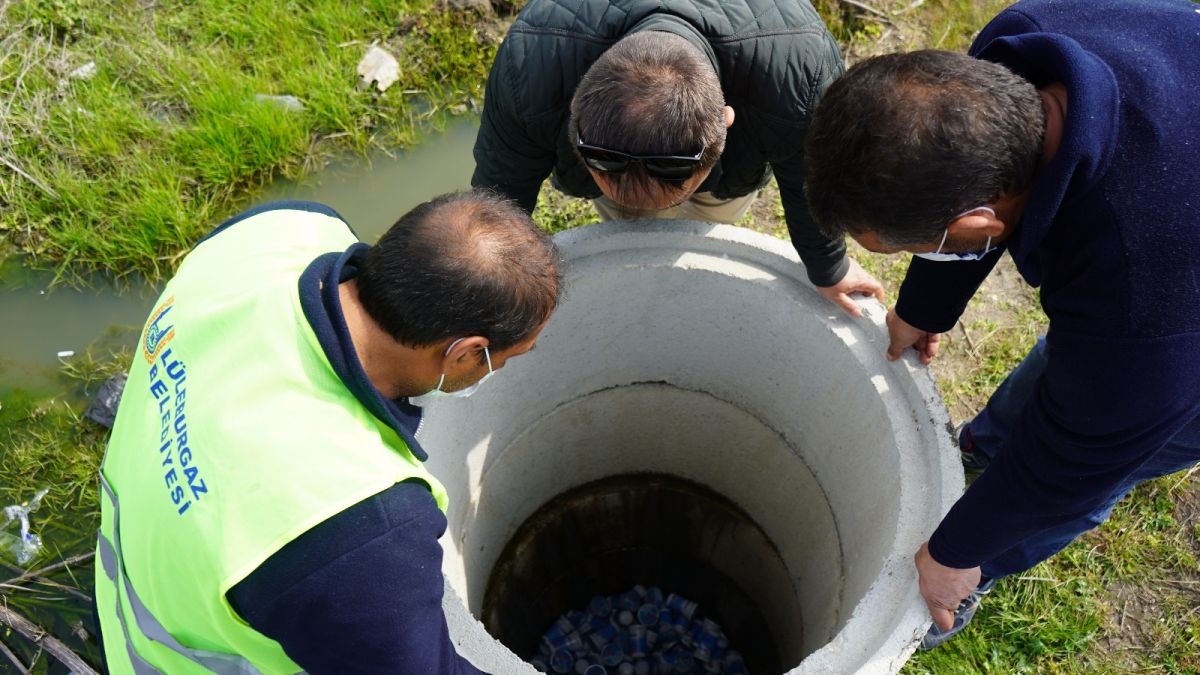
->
<box><xmin>97</xmin><ymin>474</ymin><xmax>265</xmax><ymax>675</ymax></box>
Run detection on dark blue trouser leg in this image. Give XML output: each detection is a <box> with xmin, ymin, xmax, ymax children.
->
<box><xmin>967</xmin><ymin>338</ymin><xmax>1200</xmax><ymax>579</ymax></box>
<box><xmin>963</xmin><ymin>337</ymin><xmax>1048</xmax><ymax>460</ymax></box>
<box><xmin>981</xmin><ymin>414</ymin><xmax>1200</xmax><ymax>579</ymax></box>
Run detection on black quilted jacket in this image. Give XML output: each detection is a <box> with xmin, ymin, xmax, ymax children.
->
<box><xmin>471</xmin><ymin>0</ymin><xmax>850</xmax><ymax>286</ymax></box>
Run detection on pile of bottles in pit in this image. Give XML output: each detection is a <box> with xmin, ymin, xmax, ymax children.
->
<box><xmin>530</xmin><ymin>585</ymin><xmax>748</xmax><ymax>674</ymax></box>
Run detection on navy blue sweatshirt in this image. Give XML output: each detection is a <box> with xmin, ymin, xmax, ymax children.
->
<box><xmin>894</xmin><ymin>0</ymin><xmax>1200</xmax><ymax>570</ymax></box>
<box><xmin>209</xmin><ymin>201</ymin><xmax>485</xmax><ymax>674</ymax></box>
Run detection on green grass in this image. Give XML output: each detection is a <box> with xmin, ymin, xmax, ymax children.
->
<box><xmin>534</xmin><ymin>182</ymin><xmax>601</xmax><ymax>235</ymax></box>
<box><xmin>3</xmin><ymin>0</ymin><xmax>1199</xmax><ymax>672</ymax></box>
<box><xmin>1</xmin><ymin>0</ymin><xmax>499</xmax><ymax>284</ymax></box>
<box><xmin>0</xmin><ymin>347</ymin><xmax>129</xmax><ymax>526</ymax></box>
<box><xmin>0</xmin><ymin>347</ymin><xmax>130</xmax><ymax>670</ymax></box>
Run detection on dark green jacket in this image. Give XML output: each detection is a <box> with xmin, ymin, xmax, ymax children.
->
<box><xmin>471</xmin><ymin>0</ymin><xmax>849</xmax><ymax>286</ymax></box>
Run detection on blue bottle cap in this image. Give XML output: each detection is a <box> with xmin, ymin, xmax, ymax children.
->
<box><xmin>595</xmin><ymin>620</ymin><xmax>617</xmax><ymax>641</ymax></box>
<box><xmin>681</xmin><ymin>600</ymin><xmax>698</xmax><ymax>620</ymax></box>
<box><xmin>618</xmin><ymin>632</ymin><xmax>635</xmax><ymax>654</ymax></box>
<box><xmin>583</xmin><ymin>665</ymin><xmax>607</xmax><ymax>675</ymax></box>
<box><xmin>601</xmin><ymin>643</ymin><xmax>624</xmax><ymax>667</ymax></box>
<box><xmin>542</xmin><ymin>629</ymin><xmax>564</xmax><ymax>653</ymax></box>
<box><xmin>636</xmin><ymin>604</ymin><xmax>659</xmax><ymax>626</ymax></box>
<box><xmin>646</xmin><ymin>587</ymin><xmax>665</xmax><ymax>605</ymax></box>
<box><xmin>546</xmin><ymin>620</ymin><xmax>569</xmax><ymax>641</ymax></box>
<box><xmin>551</xmin><ymin>649</ymin><xmax>574</xmax><ymax>674</ymax></box>
<box><xmin>628</xmin><ymin>625</ymin><xmax>648</xmax><ymax>658</ymax></box>
<box><xmin>588</xmin><ymin>630</ymin><xmax>610</xmax><ymax>651</ymax></box>
<box><xmin>618</xmin><ymin>591</ymin><xmax>640</xmax><ymax>611</ymax></box>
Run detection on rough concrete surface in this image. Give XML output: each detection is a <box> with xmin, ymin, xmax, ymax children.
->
<box><xmin>419</xmin><ymin>220</ymin><xmax>964</xmax><ymax>674</ymax></box>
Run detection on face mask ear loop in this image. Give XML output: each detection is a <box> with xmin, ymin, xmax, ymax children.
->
<box><xmin>933</xmin><ymin>228</ymin><xmax>950</xmax><ymax>255</ymax></box>
<box><xmin>483</xmin><ymin>346</ymin><xmax>493</xmax><ymax>374</ymax></box>
<box><xmin>435</xmin><ymin>337</ymin><xmax>470</xmax><ymax>392</ymax></box>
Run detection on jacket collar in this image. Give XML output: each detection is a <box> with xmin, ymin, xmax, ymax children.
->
<box><xmin>974</xmin><ymin>33</ymin><xmax>1119</xmax><ymax>287</ymax></box>
<box><xmin>627</xmin><ymin>14</ymin><xmax>721</xmax><ymax>79</ymax></box>
<box><xmin>298</xmin><ymin>244</ymin><xmax>430</xmax><ymax>461</ymax></box>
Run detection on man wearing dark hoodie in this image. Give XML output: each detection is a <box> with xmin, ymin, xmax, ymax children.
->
<box><xmin>803</xmin><ymin>0</ymin><xmax>1200</xmax><ymax>649</ymax></box>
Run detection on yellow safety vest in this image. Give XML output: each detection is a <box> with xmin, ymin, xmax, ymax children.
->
<box><xmin>95</xmin><ymin>206</ymin><xmax>448</xmax><ymax>674</ymax></box>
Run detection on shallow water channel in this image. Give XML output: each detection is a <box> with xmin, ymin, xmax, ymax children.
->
<box><xmin>0</xmin><ymin>119</ymin><xmax>479</xmax><ymax>671</ymax></box>
<box><xmin>0</xmin><ymin>120</ymin><xmax>478</xmax><ymax>397</ymax></box>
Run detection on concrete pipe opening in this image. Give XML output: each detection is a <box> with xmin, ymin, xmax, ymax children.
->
<box><xmin>419</xmin><ymin>221</ymin><xmax>963</xmax><ymax>674</ymax></box>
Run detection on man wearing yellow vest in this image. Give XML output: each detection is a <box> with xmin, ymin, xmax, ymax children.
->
<box><xmin>94</xmin><ymin>191</ymin><xmax>561</xmax><ymax>674</ymax></box>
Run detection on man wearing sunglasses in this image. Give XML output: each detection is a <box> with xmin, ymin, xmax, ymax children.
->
<box><xmin>803</xmin><ymin>0</ymin><xmax>1200</xmax><ymax>651</ymax></box>
<box><xmin>472</xmin><ymin>0</ymin><xmax>884</xmax><ymax>317</ymax></box>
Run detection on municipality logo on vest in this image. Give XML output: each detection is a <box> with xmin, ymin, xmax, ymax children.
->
<box><xmin>143</xmin><ymin>297</ymin><xmax>176</xmax><ymax>364</ymax></box>
<box><xmin>142</xmin><ymin>296</ymin><xmax>210</xmax><ymax>515</ymax></box>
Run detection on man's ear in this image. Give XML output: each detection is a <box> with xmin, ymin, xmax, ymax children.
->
<box><xmin>442</xmin><ymin>336</ymin><xmax>489</xmax><ymax>374</ymax></box>
<box><xmin>723</xmin><ymin>105</ymin><xmax>735</xmax><ymax>129</ymax></box>
<box><xmin>946</xmin><ymin>208</ymin><xmax>1004</xmax><ymax>239</ymax></box>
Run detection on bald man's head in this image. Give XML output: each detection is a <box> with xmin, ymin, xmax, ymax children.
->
<box><xmin>357</xmin><ymin>190</ymin><xmax>562</xmax><ymax>352</ymax></box>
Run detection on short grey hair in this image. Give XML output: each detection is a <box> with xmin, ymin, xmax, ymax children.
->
<box><xmin>570</xmin><ymin>31</ymin><xmax>726</xmax><ymax>208</ymax></box>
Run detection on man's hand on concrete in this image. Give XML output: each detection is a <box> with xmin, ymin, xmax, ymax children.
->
<box><xmin>885</xmin><ymin>308</ymin><xmax>941</xmax><ymax>364</ymax></box>
<box><xmin>816</xmin><ymin>258</ymin><xmax>885</xmax><ymax>317</ymax></box>
<box><xmin>915</xmin><ymin>541</ymin><xmax>981</xmax><ymax>631</ymax></box>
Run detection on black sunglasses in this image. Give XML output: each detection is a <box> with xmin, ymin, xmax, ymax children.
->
<box><xmin>575</xmin><ymin>134</ymin><xmax>703</xmax><ymax>182</ymax></box>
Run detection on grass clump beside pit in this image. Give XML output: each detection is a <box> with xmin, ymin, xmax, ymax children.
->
<box><xmin>1</xmin><ymin>347</ymin><xmax>130</xmax><ymax>534</ymax></box>
<box><xmin>0</xmin><ymin>347</ymin><xmax>131</xmax><ymax>669</ymax></box>
<box><xmin>0</xmin><ymin>0</ymin><xmax>502</xmax><ymax>284</ymax></box>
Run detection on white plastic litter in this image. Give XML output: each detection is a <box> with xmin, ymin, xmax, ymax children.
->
<box><xmin>1</xmin><ymin>488</ymin><xmax>50</xmax><ymax>565</ymax></box>
<box><xmin>68</xmin><ymin>61</ymin><xmax>97</xmax><ymax>80</ymax></box>
<box><xmin>254</xmin><ymin>94</ymin><xmax>305</xmax><ymax>112</ymax></box>
<box><xmin>357</xmin><ymin>45</ymin><xmax>400</xmax><ymax>92</ymax></box>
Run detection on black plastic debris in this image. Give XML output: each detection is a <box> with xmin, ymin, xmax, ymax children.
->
<box><xmin>84</xmin><ymin>372</ymin><xmax>127</xmax><ymax>428</ymax></box>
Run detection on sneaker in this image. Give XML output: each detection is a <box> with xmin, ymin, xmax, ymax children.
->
<box><xmin>957</xmin><ymin>422</ymin><xmax>991</xmax><ymax>474</ymax></box>
<box><xmin>919</xmin><ymin>577</ymin><xmax>997</xmax><ymax>650</ymax></box>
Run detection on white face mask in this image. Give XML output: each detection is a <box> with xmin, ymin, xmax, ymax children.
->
<box><xmin>914</xmin><ymin>207</ymin><xmax>997</xmax><ymax>262</ymax></box>
<box><xmin>422</xmin><ymin>338</ymin><xmax>494</xmax><ymax>399</ymax></box>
